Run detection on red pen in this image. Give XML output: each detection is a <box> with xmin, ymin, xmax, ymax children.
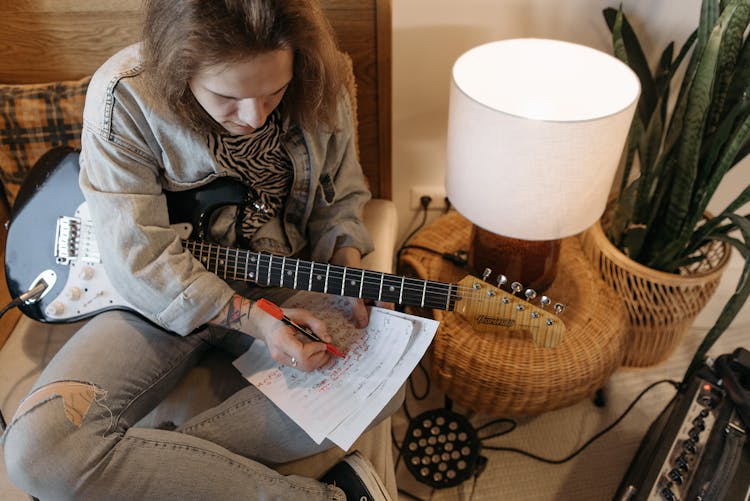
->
<box><xmin>256</xmin><ymin>298</ymin><xmax>345</xmax><ymax>358</ymax></box>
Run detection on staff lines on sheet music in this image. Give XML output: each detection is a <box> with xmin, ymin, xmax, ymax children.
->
<box><xmin>182</xmin><ymin>243</ymin><xmax>554</xmax><ymax>312</ymax></box>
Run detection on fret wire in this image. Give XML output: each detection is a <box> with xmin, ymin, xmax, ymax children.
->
<box><xmin>324</xmin><ymin>263</ymin><xmax>330</xmax><ymax>294</ymax></box>
<box><xmin>421</xmin><ymin>280</ymin><xmax>427</xmax><ymax>308</ymax></box>
<box><xmin>341</xmin><ymin>266</ymin><xmax>347</xmax><ymax>296</ymax></box>
<box><xmin>294</xmin><ymin>259</ymin><xmax>299</xmax><ymax>290</ymax></box>
<box><xmin>359</xmin><ymin>269</ymin><xmax>364</xmax><ymax>298</ymax></box>
<box><xmin>255</xmin><ymin>252</ymin><xmax>260</xmax><ymax>283</ymax></box>
<box><xmin>214</xmin><ymin>244</ymin><xmax>220</xmax><ymax>275</ymax></box>
<box><xmin>308</xmin><ymin>261</ymin><xmax>313</xmax><ymax>291</ymax></box>
<box><xmin>446</xmin><ymin>283</ymin><xmax>453</xmax><ymax>310</ymax></box>
<box><xmin>280</xmin><ymin>256</ymin><xmax>286</xmax><ymax>287</ymax></box>
<box><xmin>399</xmin><ymin>276</ymin><xmax>404</xmax><ymax>304</ymax></box>
<box><xmin>233</xmin><ymin>248</ymin><xmax>239</xmax><ymax>280</ymax></box>
<box><xmin>267</xmin><ymin>254</ymin><xmax>273</xmax><ymax>286</ymax></box>
<box><xmin>245</xmin><ymin>249</ymin><xmax>250</xmax><ymax>280</ymax></box>
<box><xmin>378</xmin><ymin>273</ymin><xmax>384</xmax><ymax>301</ymax></box>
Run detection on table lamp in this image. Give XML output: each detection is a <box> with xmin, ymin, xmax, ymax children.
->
<box><xmin>446</xmin><ymin>38</ymin><xmax>640</xmax><ymax>293</ymax></box>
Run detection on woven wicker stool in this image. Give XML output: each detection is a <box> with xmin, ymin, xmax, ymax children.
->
<box><xmin>400</xmin><ymin>212</ymin><xmax>629</xmax><ymax>417</ymax></box>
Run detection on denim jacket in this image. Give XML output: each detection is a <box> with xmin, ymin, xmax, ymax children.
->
<box><xmin>79</xmin><ymin>44</ymin><xmax>374</xmax><ymax>335</ymax></box>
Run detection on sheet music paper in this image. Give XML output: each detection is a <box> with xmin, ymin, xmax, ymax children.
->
<box><xmin>232</xmin><ymin>292</ymin><xmax>439</xmax><ymax>449</ymax></box>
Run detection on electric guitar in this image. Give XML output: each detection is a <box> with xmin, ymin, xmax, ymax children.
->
<box><xmin>5</xmin><ymin>147</ymin><xmax>567</xmax><ymax>347</ymax></box>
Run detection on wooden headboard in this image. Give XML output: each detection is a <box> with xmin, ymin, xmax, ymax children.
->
<box><xmin>0</xmin><ymin>0</ymin><xmax>392</xmax><ymax>199</ymax></box>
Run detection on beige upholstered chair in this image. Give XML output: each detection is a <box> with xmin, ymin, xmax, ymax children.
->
<box><xmin>0</xmin><ymin>1</ymin><xmax>398</xmax><ymax>497</ymax></box>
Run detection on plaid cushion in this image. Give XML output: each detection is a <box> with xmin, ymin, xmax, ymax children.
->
<box><xmin>0</xmin><ymin>76</ymin><xmax>90</xmax><ymax>207</ymax></box>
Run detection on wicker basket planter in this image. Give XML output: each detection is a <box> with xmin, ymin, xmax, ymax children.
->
<box><xmin>580</xmin><ymin>220</ymin><xmax>730</xmax><ymax>367</ymax></box>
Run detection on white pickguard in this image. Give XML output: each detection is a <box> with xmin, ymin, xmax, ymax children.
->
<box><xmin>45</xmin><ymin>202</ymin><xmax>192</xmax><ymax>321</ymax></box>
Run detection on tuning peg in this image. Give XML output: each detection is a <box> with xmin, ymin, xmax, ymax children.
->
<box><xmin>496</xmin><ymin>275</ymin><xmax>508</xmax><ymax>288</ymax></box>
<box><xmin>540</xmin><ymin>296</ymin><xmax>551</xmax><ymax>308</ymax></box>
<box><xmin>524</xmin><ymin>289</ymin><xmax>537</xmax><ymax>301</ymax></box>
<box><xmin>510</xmin><ymin>281</ymin><xmax>523</xmax><ymax>294</ymax></box>
<box><xmin>554</xmin><ymin>303</ymin><xmax>565</xmax><ymax>314</ymax></box>
<box><xmin>482</xmin><ymin>268</ymin><xmax>492</xmax><ymax>282</ymax></box>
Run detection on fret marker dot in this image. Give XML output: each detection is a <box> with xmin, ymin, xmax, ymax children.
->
<box><xmin>316</xmin><ymin>275</ymin><xmax>323</xmax><ymax>280</ymax></box>
<box><xmin>350</xmin><ymin>280</ymin><xmax>356</xmax><ymax>286</ymax></box>
<box><xmin>250</xmin><ymin>257</ymin><xmax>256</xmax><ymax>262</ymax></box>
<box><xmin>248</xmin><ymin>272</ymin><xmax>255</xmax><ymax>278</ymax></box>
<box><xmin>287</xmin><ymin>271</ymin><xmax>293</xmax><ymax>276</ymax></box>
<box><xmin>389</xmin><ymin>286</ymin><xmax>395</xmax><ymax>292</ymax></box>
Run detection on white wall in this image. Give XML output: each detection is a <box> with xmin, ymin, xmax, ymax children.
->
<box><xmin>391</xmin><ymin>0</ymin><xmax>750</xmax><ymax>328</ymax></box>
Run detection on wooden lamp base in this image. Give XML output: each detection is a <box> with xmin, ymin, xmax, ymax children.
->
<box><xmin>468</xmin><ymin>225</ymin><xmax>560</xmax><ymax>293</ymax></box>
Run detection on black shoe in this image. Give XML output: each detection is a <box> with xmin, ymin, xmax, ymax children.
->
<box><xmin>320</xmin><ymin>451</ymin><xmax>393</xmax><ymax>501</ymax></box>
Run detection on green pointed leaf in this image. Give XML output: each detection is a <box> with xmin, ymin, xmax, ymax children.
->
<box><xmin>604</xmin><ymin>7</ymin><xmax>657</xmax><ymax>123</ymax></box>
<box><xmin>683</xmin><ymin>211</ymin><xmax>750</xmax><ymax>381</ymax></box>
<box><xmin>659</xmin><ymin>5</ymin><xmax>738</xmax><ymax>253</ymax></box>
<box><xmin>706</xmin><ymin>0</ymin><xmax>750</xmax><ymax>135</ymax></box>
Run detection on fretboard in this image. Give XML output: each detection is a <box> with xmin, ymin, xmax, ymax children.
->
<box><xmin>184</xmin><ymin>240</ymin><xmax>458</xmax><ymax>311</ymax></box>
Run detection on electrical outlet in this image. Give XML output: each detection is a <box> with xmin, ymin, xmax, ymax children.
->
<box><xmin>410</xmin><ymin>185</ymin><xmax>447</xmax><ymax>210</ymax></box>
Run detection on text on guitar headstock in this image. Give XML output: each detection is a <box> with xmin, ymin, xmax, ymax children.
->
<box><xmin>453</xmin><ymin>269</ymin><xmax>566</xmax><ymax>348</ymax></box>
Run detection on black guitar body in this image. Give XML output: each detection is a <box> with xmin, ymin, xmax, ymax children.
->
<box><xmin>5</xmin><ymin>146</ymin><xmax>248</xmax><ymax>322</ymax></box>
<box><xmin>6</xmin><ymin>147</ymin><xmax>82</xmax><ymax>321</ymax></box>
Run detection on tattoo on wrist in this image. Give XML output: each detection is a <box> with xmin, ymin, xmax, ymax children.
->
<box><xmin>224</xmin><ymin>295</ymin><xmax>253</xmax><ymax>328</ymax></box>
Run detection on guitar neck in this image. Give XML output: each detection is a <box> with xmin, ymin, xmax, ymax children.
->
<box><xmin>184</xmin><ymin>240</ymin><xmax>458</xmax><ymax>311</ymax></box>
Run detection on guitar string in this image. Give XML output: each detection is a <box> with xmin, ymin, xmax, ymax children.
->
<box><xmin>183</xmin><ymin>243</ymin><xmax>560</xmax><ymax>315</ymax></box>
<box><xmin>189</xmin><ymin>245</ymin><xmax>500</xmax><ymax>299</ymax></box>
<box><xmin>183</xmin><ymin>242</ymin><xmax>540</xmax><ymax>300</ymax></box>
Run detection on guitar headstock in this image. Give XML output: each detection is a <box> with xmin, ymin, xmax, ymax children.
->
<box><xmin>453</xmin><ymin>274</ymin><xmax>566</xmax><ymax>348</ymax></box>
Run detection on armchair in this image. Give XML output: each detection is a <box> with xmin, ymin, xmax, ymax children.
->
<box><xmin>0</xmin><ymin>0</ymin><xmax>397</xmax><ymax>497</ymax></box>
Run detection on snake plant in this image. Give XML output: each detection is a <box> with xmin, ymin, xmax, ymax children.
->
<box><xmin>603</xmin><ymin>0</ymin><xmax>750</xmax><ymax>379</ymax></box>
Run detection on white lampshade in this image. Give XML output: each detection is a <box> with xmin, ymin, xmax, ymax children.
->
<box><xmin>446</xmin><ymin>38</ymin><xmax>640</xmax><ymax>241</ymax></box>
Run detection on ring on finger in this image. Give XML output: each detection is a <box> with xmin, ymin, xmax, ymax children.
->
<box><xmin>290</xmin><ymin>356</ymin><xmax>297</xmax><ymax>368</ymax></box>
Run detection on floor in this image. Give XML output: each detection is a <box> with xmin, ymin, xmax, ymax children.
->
<box><xmin>1</xmin><ymin>312</ymin><xmax>748</xmax><ymax>500</ymax></box>
<box><xmin>391</xmin><ymin>324</ymin><xmax>749</xmax><ymax>501</ymax></box>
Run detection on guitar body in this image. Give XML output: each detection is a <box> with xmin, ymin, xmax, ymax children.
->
<box><xmin>5</xmin><ymin>147</ymin><xmax>249</xmax><ymax>323</ymax></box>
<box><xmin>6</xmin><ymin>147</ymin><xmax>84</xmax><ymax>322</ymax></box>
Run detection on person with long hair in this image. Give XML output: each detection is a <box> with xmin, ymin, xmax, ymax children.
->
<box><xmin>4</xmin><ymin>1</ymin><xmax>397</xmax><ymax>499</ymax></box>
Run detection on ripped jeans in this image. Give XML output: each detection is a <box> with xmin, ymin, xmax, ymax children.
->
<box><xmin>3</xmin><ymin>300</ymin><xmax>402</xmax><ymax>500</ymax></box>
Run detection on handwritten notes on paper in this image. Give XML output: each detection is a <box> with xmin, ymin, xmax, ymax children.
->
<box><xmin>232</xmin><ymin>292</ymin><xmax>439</xmax><ymax>450</ymax></box>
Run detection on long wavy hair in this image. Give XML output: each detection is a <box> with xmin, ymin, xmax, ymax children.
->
<box><xmin>141</xmin><ymin>0</ymin><xmax>348</xmax><ymax>133</ymax></box>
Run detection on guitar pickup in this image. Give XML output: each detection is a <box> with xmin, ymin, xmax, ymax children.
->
<box><xmin>55</xmin><ymin>216</ymin><xmax>101</xmax><ymax>265</ymax></box>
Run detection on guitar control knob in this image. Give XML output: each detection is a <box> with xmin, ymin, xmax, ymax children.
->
<box><xmin>79</xmin><ymin>267</ymin><xmax>95</xmax><ymax>280</ymax></box>
<box><xmin>66</xmin><ymin>287</ymin><xmax>82</xmax><ymax>301</ymax></box>
<box><xmin>45</xmin><ymin>302</ymin><xmax>65</xmax><ymax>316</ymax></box>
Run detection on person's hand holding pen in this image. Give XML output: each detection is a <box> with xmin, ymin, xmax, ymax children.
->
<box><xmin>255</xmin><ymin>301</ymin><xmax>336</xmax><ymax>372</ymax></box>
<box><xmin>212</xmin><ymin>294</ymin><xmax>335</xmax><ymax>372</ymax></box>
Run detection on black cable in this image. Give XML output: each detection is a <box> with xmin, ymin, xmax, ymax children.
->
<box><xmin>0</xmin><ymin>281</ymin><xmax>48</xmax><ymax>433</ymax></box>
<box><xmin>407</xmin><ymin>361</ymin><xmax>431</xmax><ymax>401</ymax></box>
<box><xmin>398</xmin><ymin>201</ymin><xmax>430</xmax><ymax>250</ymax></box>
<box><xmin>475</xmin><ymin>417</ymin><xmax>516</xmax><ymax>441</ymax></box>
<box><xmin>481</xmin><ymin>379</ymin><xmax>679</xmax><ymax>463</ymax></box>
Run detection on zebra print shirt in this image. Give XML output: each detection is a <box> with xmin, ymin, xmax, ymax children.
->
<box><xmin>208</xmin><ymin>109</ymin><xmax>293</xmax><ymax>246</ymax></box>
